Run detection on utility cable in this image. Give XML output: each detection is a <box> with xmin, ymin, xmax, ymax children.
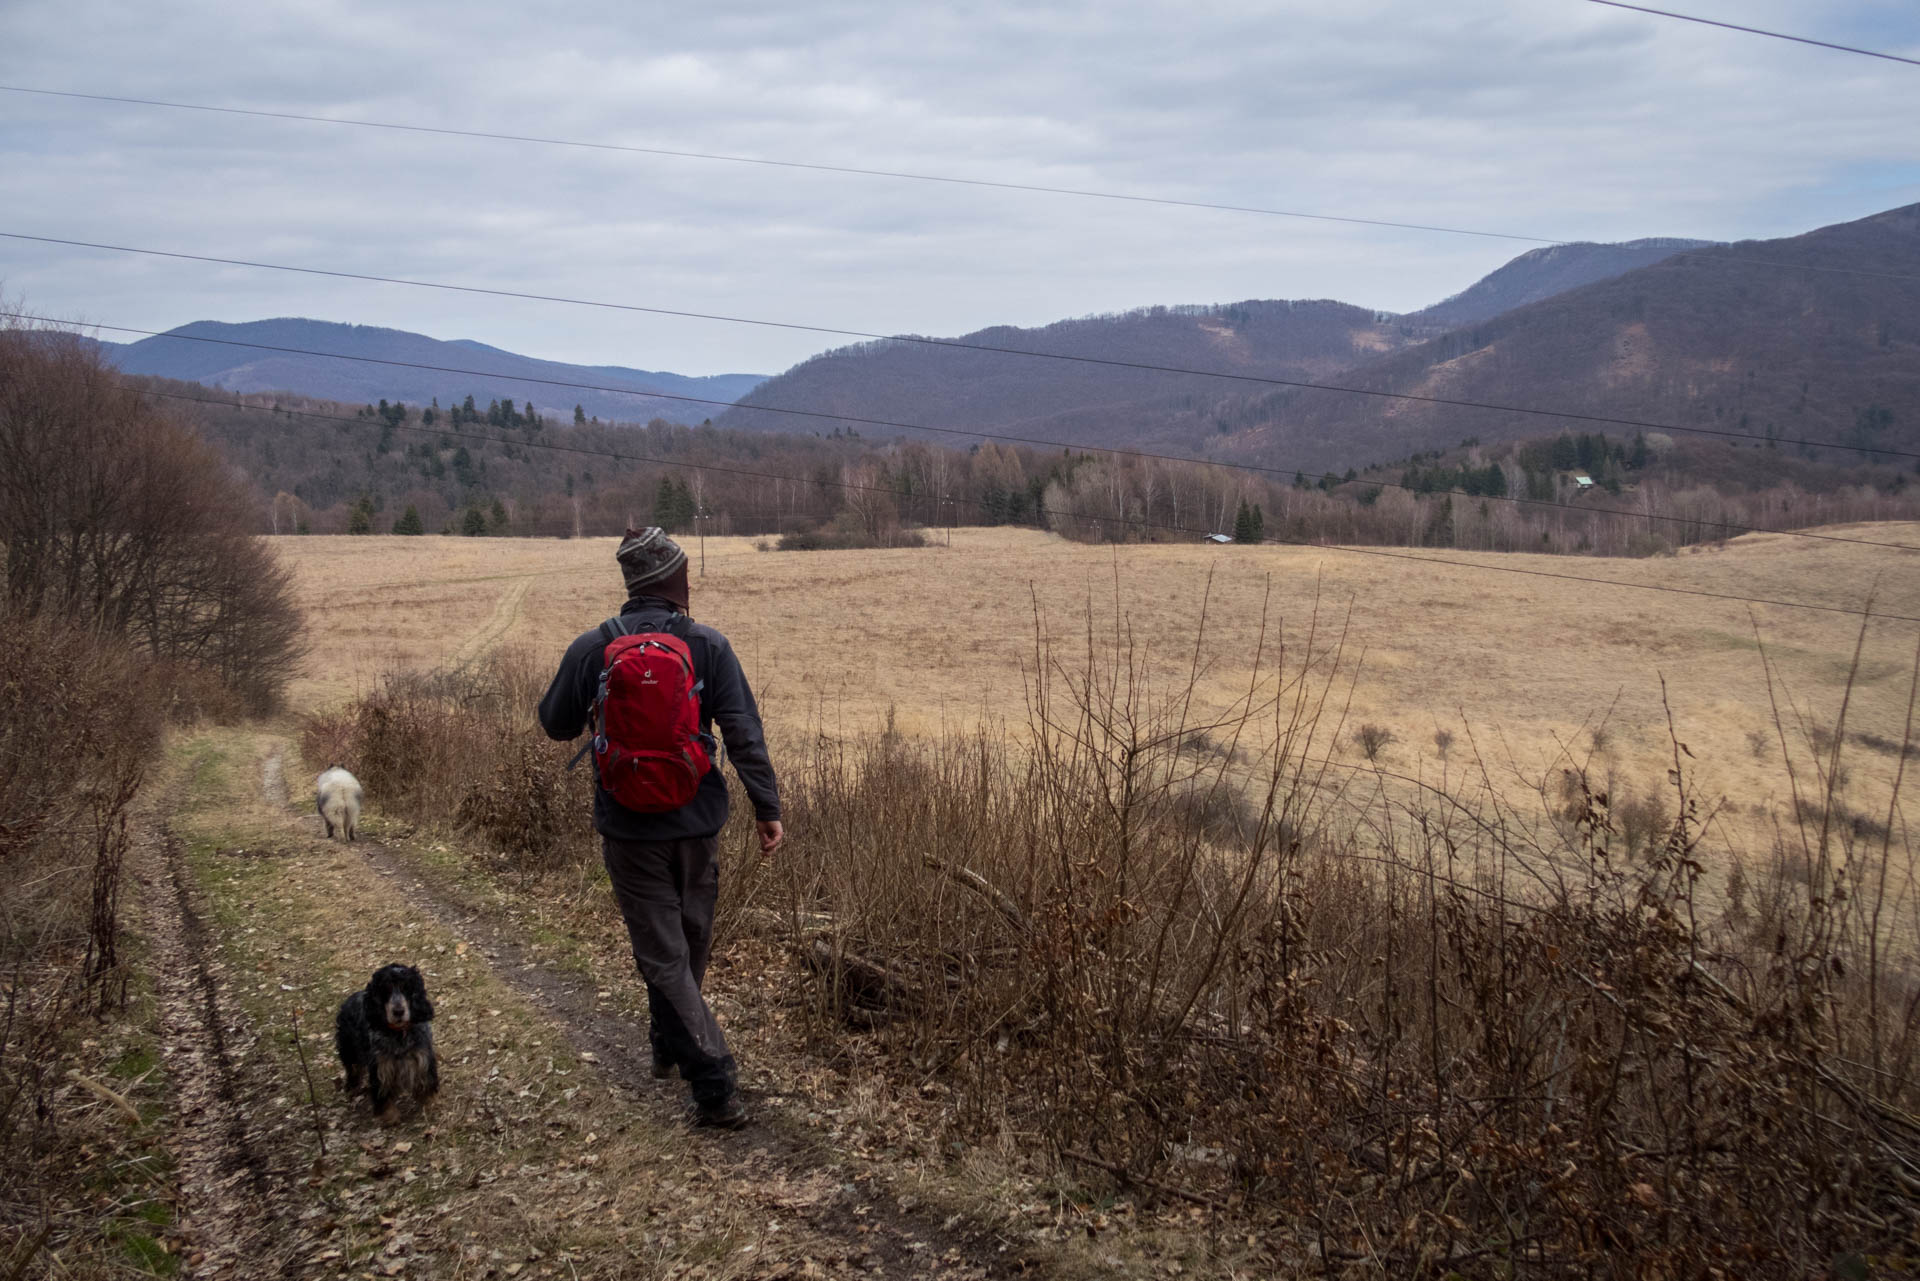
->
<box><xmin>138</xmin><ymin>385</ymin><xmax>1920</xmax><ymax>623</ymax></box>
<box><xmin>0</xmin><ymin>84</ymin><xmax>1564</xmax><ymax>246</ymax></box>
<box><xmin>7</xmin><ymin>230</ymin><xmax>1917</xmax><ymax>462</ymax></box>
<box><xmin>38</xmin><ymin>312</ymin><xmax>1920</xmax><ymax>553</ymax></box>
<box><xmin>13</xmin><ymin>85</ymin><xmax>1920</xmax><ymax>289</ymax></box>
<box><xmin>1585</xmin><ymin>1</ymin><xmax>1920</xmax><ymax>68</ymax></box>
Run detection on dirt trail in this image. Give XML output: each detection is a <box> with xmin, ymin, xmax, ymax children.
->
<box><xmin>136</xmin><ymin>820</ymin><xmax>321</xmax><ymax>1278</ymax></box>
<box><xmin>250</xmin><ymin>743</ymin><xmax>1013</xmax><ymax>1278</ymax></box>
<box><xmin>442</xmin><ymin>577</ymin><xmax>532</xmax><ymax>673</ymax></box>
<box><xmin>348</xmin><ymin>841</ymin><xmax>1004</xmax><ymax>1276</ymax></box>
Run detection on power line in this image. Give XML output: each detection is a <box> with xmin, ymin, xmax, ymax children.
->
<box><xmin>36</xmin><ymin>312</ymin><xmax>1920</xmax><ymax>554</ymax></box>
<box><xmin>16</xmin><ymin>85</ymin><xmax>1920</xmax><ymax>290</ymax></box>
<box><xmin>138</xmin><ymin>384</ymin><xmax>1920</xmax><ymax>624</ymax></box>
<box><xmin>7</xmin><ymin>230</ymin><xmax>1917</xmax><ymax>463</ymax></box>
<box><xmin>1585</xmin><ymin>1</ymin><xmax>1920</xmax><ymax>68</ymax></box>
<box><xmin>0</xmin><ymin>84</ymin><xmax>1569</xmax><ymax>246</ymax></box>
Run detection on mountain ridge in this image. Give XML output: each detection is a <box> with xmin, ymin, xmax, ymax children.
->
<box><xmin>1211</xmin><ymin>203</ymin><xmax>1920</xmax><ymax>472</ymax></box>
<box><xmin>101</xmin><ymin>317</ymin><xmax>766</xmax><ymax>423</ymax></box>
<box><xmin>711</xmin><ymin>230</ymin><xmax>1746</xmax><ymax>456</ymax></box>
<box><xmin>1408</xmin><ymin>237</ymin><xmax>1719</xmax><ymax>330</ymax></box>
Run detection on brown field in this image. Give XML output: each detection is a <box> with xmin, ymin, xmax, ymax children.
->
<box><xmin>278</xmin><ymin>524</ymin><xmax>1920</xmax><ymax>855</ymax></box>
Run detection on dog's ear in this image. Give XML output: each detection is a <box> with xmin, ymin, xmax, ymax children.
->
<box><xmin>405</xmin><ymin>969</ymin><xmax>433</xmax><ymax>1021</ymax></box>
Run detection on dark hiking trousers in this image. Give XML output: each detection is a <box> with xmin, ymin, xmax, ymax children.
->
<box><xmin>601</xmin><ymin>834</ymin><xmax>737</xmax><ymax>1107</ymax></box>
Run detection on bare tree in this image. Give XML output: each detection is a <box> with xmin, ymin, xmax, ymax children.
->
<box><xmin>0</xmin><ymin>319</ymin><xmax>305</xmax><ymax>711</ymax></box>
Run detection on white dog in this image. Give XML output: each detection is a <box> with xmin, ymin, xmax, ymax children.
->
<box><xmin>316</xmin><ymin>766</ymin><xmax>363</xmax><ymax>841</ymax></box>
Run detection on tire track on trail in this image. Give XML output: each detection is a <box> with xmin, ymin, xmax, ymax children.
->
<box><xmin>254</xmin><ymin>746</ymin><xmax>1014</xmax><ymax>1278</ymax></box>
<box><xmin>440</xmin><ymin>577</ymin><xmax>532</xmax><ymax>675</ymax></box>
<box><xmin>138</xmin><ymin>821</ymin><xmax>320</xmax><ymax>1279</ymax></box>
<box><xmin>353</xmin><ymin>841</ymin><xmax>1011</xmax><ymax>1279</ymax></box>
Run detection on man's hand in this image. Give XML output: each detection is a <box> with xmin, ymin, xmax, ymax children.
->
<box><xmin>756</xmin><ymin>820</ymin><xmax>785</xmax><ymax>855</ymax></box>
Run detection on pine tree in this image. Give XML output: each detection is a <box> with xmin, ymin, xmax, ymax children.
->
<box><xmin>1233</xmin><ymin>500</ymin><xmax>1253</xmax><ymax>543</ymax></box>
<box><xmin>490</xmin><ymin>499</ymin><xmax>509</xmax><ymax>532</ymax></box>
<box><xmin>574</xmin><ymin>404</ymin><xmax>586</xmax><ymax>426</ymax></box>
<box><xmin>392</xmin><ymin>505</ymin><xmax>424</xmax><ymax>536</ymax></box>
<box><xmin>347</xmin><ymin>495</ymin><xmax>374</xmax><ymax>535</ymax></box>
<box><xmin>1249</xmin><ymin>504</ymin><xmax>1265</xmax><ymax>542</ymax></box>
<box><xmin>461</xmin><ymin>506</ymin><xmax>488</xmax><ymax>536</ymax></box>
<box><xmin>653</xmin><ymin>476</ymin><xmax>679</xmax><ymax>530</ymax></box>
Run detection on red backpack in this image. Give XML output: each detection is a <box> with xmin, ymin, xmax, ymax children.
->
<box><xmin>571</xmin><ymin>614</ymin><xmax>713</xmax><ymax>812</ymax></box>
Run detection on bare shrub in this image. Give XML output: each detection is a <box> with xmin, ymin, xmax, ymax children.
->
<box><xmin>1615</xmin><ymin>785</ymin><xmax>1672</xmax><ymax>861</ymax></box>
<box><xmin>1432</xmin><ymin>727</ymin><xmax>1454</xmax><ymax>757</ymax></box>
<box><xmin>1162</xmin><ymin>779</ymin><xmax>1261</xmax><ymax>845</ymax></box>
<box><xmin>748</xmin><ymin>605</ymin><xmax>1920</xmax><ymax>1274</ymax></box>
<box><xmin>0</xmin><ymin>320</ymin><xmax>304</xmax><ymax>712</ymax></box>
<box><xmin>1851</xmin><ymin>730</ymin><xmax>1917</xmax><ymax>758</ymax></box>
<box><xmin>1791</xmin><ymin>797</ymin><xmax>1889</xmax><ymax>845</ymax></box>
<box><xmin>775</xmin><ymin>519</ymin><xmax>930</xmax><ymax>552</ymax></box>
<box><xmin>0</xmin><ymin>614</ymin><xmax>160</xmax><ymax>1152</ymax></box>
<box><xmin>305</xmin><ymin>649</ymin><xmax>595</xmax><ymax>871</ymax></box>
<box><xmin>1352</xmin><ymin>722</ymin><xmax>1393</xmax><ymax>760</ymax></box>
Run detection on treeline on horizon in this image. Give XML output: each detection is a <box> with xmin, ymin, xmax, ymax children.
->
<box><xmin>161</xmin><ymin>377</ymin><xmax>1920</xmax><ymax>557</ymax></box>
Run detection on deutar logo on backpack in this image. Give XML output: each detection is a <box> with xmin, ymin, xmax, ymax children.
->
<box><xmin>570</xmin><ymin>615</ymin><xmax>714</xmax><ymax>811</ymax></box>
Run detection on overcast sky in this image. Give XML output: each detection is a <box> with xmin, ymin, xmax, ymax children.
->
<box><xmin>2</xmin><ymin>0</ymin><xmax>1916</xmax><ymax>376</ymax></box>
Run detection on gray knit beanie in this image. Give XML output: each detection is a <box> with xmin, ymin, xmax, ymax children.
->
<box><xmin>615</xmin><ymin>526</ymin><xmax>688</xmax><ymax>597</ymax></box>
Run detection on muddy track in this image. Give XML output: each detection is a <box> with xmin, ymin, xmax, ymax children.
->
<box><xmin>348</xmin><ymin>838</ymin><xmax>1018</xmax><ymax>1278</ymax></box>
<box><xmin>142</xmin><ymin>823</ymin><xmax>317</xmax><ymax>1279</ymax></box>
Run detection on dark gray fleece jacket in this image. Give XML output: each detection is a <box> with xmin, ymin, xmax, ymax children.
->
<box><xmin>537</xmin><ymin>597</ymin><xmax>780</xmax><ymax>842</ymax></box>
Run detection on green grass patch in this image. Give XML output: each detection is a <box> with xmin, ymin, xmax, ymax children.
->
<box><xmin>112</xmin><ymin>1227</ymin><xmax>180</xmax><ymax>1275</ymax></box>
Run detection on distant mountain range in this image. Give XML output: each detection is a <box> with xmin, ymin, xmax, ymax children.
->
<box><xmin>101</xmin><ymin>318</ymin><xmax>766</xmax><ymax>423</ymax></box>
<box><xmin>714</xmin><ymin>207</ymin><xmax>1918</xmax><ymax>473</ymax></box>
<box><xmin>96</xmin><ymin>204</ymin><xmax>1920</xmax><ymax>479</ymax></box>
<box><xmin>711</xmin><ymin>234</ymin><xmax>1721</xmax><ymax>456</ymax></box>
<box><xmin>1214</xmin><ymin>204</ymin><xmax>1920</xmax><ymax>472</ymax></box>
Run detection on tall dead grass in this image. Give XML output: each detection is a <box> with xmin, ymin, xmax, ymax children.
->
<box><xmin>315</xmin><ymin>593</ymin><xmax>1920</xmax><ymax>1275</ymax></box>
<box><xmin>0</xmin><ymin>615</ymin><xmax>161</xmax><ymax>1155</ymax></box>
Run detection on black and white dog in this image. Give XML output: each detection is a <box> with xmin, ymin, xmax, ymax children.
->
<box><xmin>335</xmin><ymin>963</ymin><xmax>439</xmax><ymax>1121</ymax></box>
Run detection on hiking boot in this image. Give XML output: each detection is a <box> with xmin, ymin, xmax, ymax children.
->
<box><xmin>693</xmin><ymin>1095</ymin><xmax>749</xmax><ymax>1130</ymax></box>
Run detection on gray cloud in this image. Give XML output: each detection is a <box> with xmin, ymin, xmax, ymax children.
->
<box><xmin>2</xmin><ymin>0</ymin><xmax>1916</xmax><ymax>376</ymax></box>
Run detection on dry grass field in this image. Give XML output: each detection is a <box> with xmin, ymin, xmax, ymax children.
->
<box><xmin>278</xmin><ymin>523</ymin><xmax>1920</xmax><ymax>853</ymax></box>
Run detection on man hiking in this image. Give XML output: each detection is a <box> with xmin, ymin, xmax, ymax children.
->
<box><xmin>538</xmin><ymin>526</ymin><xmax>782</xmax><ymax>1129</ymax></box>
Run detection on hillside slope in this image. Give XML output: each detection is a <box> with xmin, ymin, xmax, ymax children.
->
<box><xmin>103</xmin><ymin>318</ymin><xmax>765</xmax><ymax>423</ymax></box>
<box><xmin>715</xmin><ymin>235</ymin><xmax>1734</xmax><ymax>457</ymax></box>
<box><xmin>1216</xmin><ymin>204</ymin><xmax>1920</xmax><ymax>474</ymax></box>
<box><xmin>1408</xmin><ymin>238</ymin><xmax>1718</xmax><ymax>330</ymax></box>
<box><xmin>717</xmin><ymin>299</ymin><xmax>1409</xmax><ymax>450</ymax></box>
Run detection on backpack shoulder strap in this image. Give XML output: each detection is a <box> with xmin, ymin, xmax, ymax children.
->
<box><xmin>570</xmin><ymin>618</ymin><xmax>628</xmax><ymax>773</ymax></box>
